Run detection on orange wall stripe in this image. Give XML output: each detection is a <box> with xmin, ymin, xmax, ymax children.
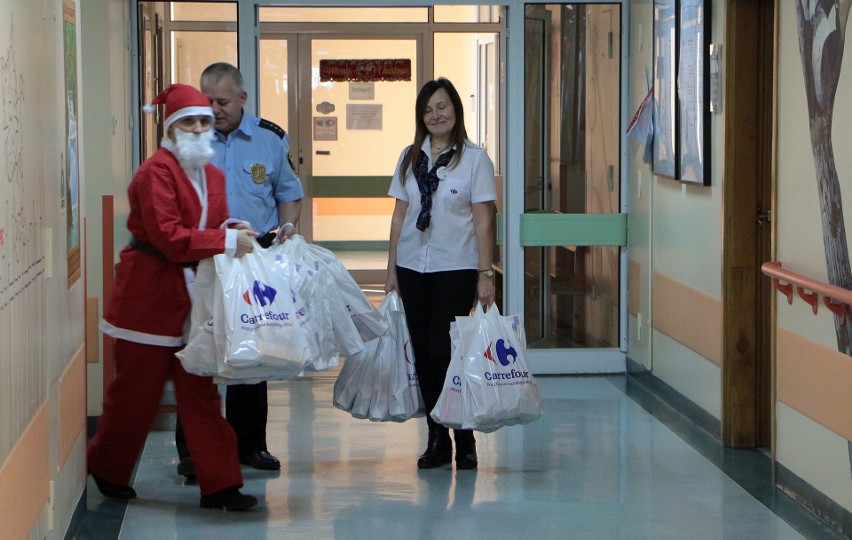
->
<box><xmin>777</xmin><ymin>328</ymin><xmax>852</xmax><ymax>440</ymax></box>
<box><xmin>59</xmin><ymin>346</ymin><xmax>87</xmax><ymax>470</ymax></box>
<box><xmin>102</xmin><ymin>195</ymin><xmax>115</xmax><ymax>387</ymax></box>
<box><xmin>314</xmin><ymin>198</ymin><xmax>394</xmax><ymax>216</ymax></box>
<box><xmin>0</xmin><ymin>404</ymin><xmax>49</xmax><ymax>539</ymax></box>
<box><xmin>86</xmin><ymin>297</ymin><xmax>99</xmax><ymax>363</ymax></box>
<box><xmin>652</xmin><ymin>272</ymin><xmax>723</xmax><ymax>366</ymax></box>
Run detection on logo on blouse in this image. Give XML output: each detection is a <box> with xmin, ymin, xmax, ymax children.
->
<box><xmin>243</xmin><ymin>280</ymin><xmax>277</xmax><ymax>307</ymax></box>
<box><xmin>251</xmin><ymin>163</ymin><xmax>266</xmax><ymax>184</ymax></box>
<box><xmin>484</xmin><ymin>339</ymin><xmax>518</xmax><ymax>367</ymax></box>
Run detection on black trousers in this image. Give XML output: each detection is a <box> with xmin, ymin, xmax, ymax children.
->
<box><xmin>176</xmin><ymin>231</ymin><xmax>278</xmax><ymax>459</ymax></box>
<box><xmin>396</xmin><ymin>266</ymin><xmax>477</xmax><ymax>441</ymax></box>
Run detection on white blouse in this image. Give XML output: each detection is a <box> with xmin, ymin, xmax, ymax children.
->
<box><xmin>388</xmin><ymin>137</ymin><xmax>496</xmax><ymax>273</ymax></box>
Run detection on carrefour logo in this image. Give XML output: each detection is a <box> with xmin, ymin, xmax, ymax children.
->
<box><xmin>483</xmin><ymin>338</ymin><xmax>530</xmax><ymax>381</ymax></box>
<box><xmin>483</xmin><ymin>339</ymin><xmax>518</xmax><ymax>367</ymax></box>
<box><xmin>243</xmin><ymin>280</ymin><xmax>277</xmax><ymax>307</ymax></box>
<box><xmin>404</xmin><ymin>341</ymin><xmax>412</xmax><ymax>364</ymax></box>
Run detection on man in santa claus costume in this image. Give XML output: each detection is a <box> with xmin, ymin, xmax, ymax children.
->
<box><xmin>87</xmin><ymin>83</ymin><xmax>260</xmax><ymax>511</ymax></box>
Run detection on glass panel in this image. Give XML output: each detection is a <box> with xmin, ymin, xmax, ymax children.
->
<box><xmin>311</xmin><ymin>39</ymin><xmax>418</xmax><ymax>242</ymax></box>
<box><xmin>171</xmin><ymin>2</ymin><xmax>236</xmax><ymax>22</ymax></box>
<box><xmin>259</xmin><ymin>7</ymin><xmax>427</xmax><ymax>23</ymax></box>
<box><xmin>434</xmin><ymin>6</ymin><xmax>501</xmax><ymax>23</ymax></box>
<box><xmin>259</xmin><ymin>40</ymin><xmax>289</xmax><ymax>130</ymax></box>
<box><xmin>524</xmin><ymin>4</ymin><xmax>621</xmax><ymax>349</ymax></box>
<box><xmin>171</xmin><ymin>31</ymin><xmax>237</xmax><ymax>85</ymax></box>
<box><xmin>434</xmin><ymin>32</ymin><xmax>499</xmax><ymax>170</ymax></box>
<box><xmin>525</xmin><ymin>245</ymin><xmax>620</xmax><ymax>348</ymax></box>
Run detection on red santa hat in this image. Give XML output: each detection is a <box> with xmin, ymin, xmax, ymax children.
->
<box><xmin>143</xmin><ymin>83</ymin><xmax>213</xmax><ymax>132</ymax></box>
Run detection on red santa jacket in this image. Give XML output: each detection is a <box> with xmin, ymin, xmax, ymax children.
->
<box><xmin>102</xmin><ymin>147</ymin><xmax>230</xmax><ymax>346</ymax></box>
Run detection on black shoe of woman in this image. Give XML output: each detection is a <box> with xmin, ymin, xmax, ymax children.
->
<box><xmin>455</xmin><ymin>440</ymin><xmax>478</xmax><ymax>470</ymax></box>
<box><xmin>417</xmin><ymin>433</ymin><xmax>452</xmax><ymax>469</ymax></box>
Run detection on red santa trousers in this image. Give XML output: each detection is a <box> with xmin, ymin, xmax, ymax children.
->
<box><xmin>87</xmin><ymin>339</ymin><xmax>243</xmax><ymax>496</ymax></box>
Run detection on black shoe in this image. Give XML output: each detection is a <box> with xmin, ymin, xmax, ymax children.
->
<box><xmin>177</xmin><ymin>456</ymin><xmax>198</xmax><ymax>485</ymax></box>
<box><xmin>177</xmin><ymin>456</ymin><xmax>195</xmax><ymax>476</ymax></box>
<box><xmin>91</xmin><ymin>474</ymin><xmax>137</xmax><ymax>499</ymax></box>
<box><xmin>455</xmin><ymin>441</ymin><xmax>478</xmax><ymax>470</ymax></box>
<box><xmin>239</xmin><ymin>450</ymin><xmax>281</xmax><ymax>470</ymax></box>
<box><xmin>200</xmin><ymin>487</ymin><xmax>258</xmax><ymax>511</ymax></box>
<box><xmin>417</xmin><ymin>432</ymin><xmax>452</xmax><ymax>469</ymax></box>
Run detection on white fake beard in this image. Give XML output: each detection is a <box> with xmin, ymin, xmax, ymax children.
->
<box><xmin>164</xmin><ymin>129</ymin><xmax>215</xmax><ymax>170</ymax></box>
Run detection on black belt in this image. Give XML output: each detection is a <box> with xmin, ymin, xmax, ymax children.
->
<box><xmin>129</xmin><ymin>238</ymin><xmax>198</xmax><ymax>268</ymax></box>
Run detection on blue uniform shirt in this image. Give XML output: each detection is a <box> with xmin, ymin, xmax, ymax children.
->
<box><xmin>209</xmin><ymin>111</ymin><xmax>304</xmax><ymax>235</ymax></box>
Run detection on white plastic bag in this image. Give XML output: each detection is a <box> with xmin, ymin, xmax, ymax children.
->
<box><xmin>333</xmin><ymin>292</ymin><xmax>424</xmax><ymax>422</ymax></box>
<box><xmin>214</xmin><ymin>241</ymin><xmax>313</xmax><ymax>371</ymax></box>
<box><xmin>385</xmin><ymin>292</ymin><xmax>424</xmax><ymax>421</ymax></box>
<box><xmin>430</xmin><ymin>321</ymin><xmax>465</xmax><ymax>430</ymax></box>
<box><xmin>306</xmin><ymin>243</ymin><xmax>388</xmax><ymax>341</ymax></box>
<box><xmin>432</xmin><ymin>304</ymin><xmax>542</xmax><ymax>432</ymax></box>
<box><xmin>177</xmin><ymin>258</ymin><xmax>220</xmax><ymax>376</ymax></box>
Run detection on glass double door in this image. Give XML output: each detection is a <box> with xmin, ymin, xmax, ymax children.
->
<box><xmin>259</xmin><ymin>35</ymin><xmax>419</xmax><ymax>287</ymax></box>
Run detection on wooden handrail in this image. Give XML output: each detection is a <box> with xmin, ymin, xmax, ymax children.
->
<box><xmin>761</xmin><ymin>261</ymin><xmax>852</xmax><ymax>325</ymax></box>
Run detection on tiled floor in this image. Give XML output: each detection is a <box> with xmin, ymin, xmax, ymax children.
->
<box><xmin>71</xmin><ymin>373</ymin><xmax>841</xmax><ymax>539</ymax></box>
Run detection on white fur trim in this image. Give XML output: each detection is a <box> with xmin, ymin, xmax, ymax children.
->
<box><xmin>164</xmin><ymin>105</ymin><xmax>214</xmax><ymax>132</ymax></box>
<box><xmin>99</xmin><ymin>319</ymin><xmax>186</xmax><ymax>347</ymax></box>
<box><xmin>143</xmin><ymin>103</ymin><xmax>156</xmax><ymax>114</ymax></box>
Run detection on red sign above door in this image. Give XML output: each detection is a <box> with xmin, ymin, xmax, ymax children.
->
<box><xmin>319</xmin><ymin>59</ymin><xmax>411</xmax><ymax>82</ymax></box>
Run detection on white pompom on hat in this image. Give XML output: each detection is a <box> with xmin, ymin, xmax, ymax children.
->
<box><xmin>143</xmin><ymin>83</ymin><xmax>214</xmax><ymax>133</ymax></box>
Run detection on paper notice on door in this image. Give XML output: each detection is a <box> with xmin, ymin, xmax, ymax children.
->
<box><xmin>346</xmin><ymin>104</ymin><xmax>382</xmax><ymax>130</ymax></box>
<box><xmin>349</xmin><ymin>82</ymin><xmax>375</xmax><ymax>100</ymax></box>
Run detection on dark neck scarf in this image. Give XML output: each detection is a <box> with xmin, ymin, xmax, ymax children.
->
<box><xmin>413</xmin><ymin>147</ymin><xmax>456</xmax><ymax>231</ymax></box>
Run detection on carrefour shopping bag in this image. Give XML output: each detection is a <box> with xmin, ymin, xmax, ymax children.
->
<box><xmin>430</xmin><ymin>321</ymin><xmax>465</xmax><ymax>430</ymax></box>
<box><xmin>177</xmin><ymin>258</ymin><xmax>220</xmax><ymax>376</ymax></box>
<box><xmin>214</xmin><ymin>241</ymin><xmax>313</xmax><ymax>373</ymax></box>
<box><xmin>432</xmin><ymin>305</ymin><xmax>542</xmax><ymax>432</ymax></box>
<box><xmin>333</xmin><ymin>292</ymin><xmax>424</xmax><ymax>422</ymax></box>
<box><xmin>384</xmin><ymin>292</ymin><xmax>424</xmax><ymax>421</ymax></box>
<box><xmin>267</xmin><ymin>237</ymin><xmax>339</xmax><ymax>372</ymax></box>
<box><xmin>305</xmin><ymin>243</ymin><xmax>388</xmax><ymax>341</ymax></box>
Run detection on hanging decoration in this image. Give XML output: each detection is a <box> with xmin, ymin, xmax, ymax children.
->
<box><xmin>319</xmin><ymin>59</ymin><xmax>411</xmax><ymax>82</ymax></box>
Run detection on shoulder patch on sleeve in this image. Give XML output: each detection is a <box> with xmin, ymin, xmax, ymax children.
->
<box><xmin>258</xmin><ymin>118</ymin><xmax>286</xmax><ymax>139</ymax></box>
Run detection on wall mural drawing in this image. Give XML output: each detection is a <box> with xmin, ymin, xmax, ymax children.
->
<box><xmin>0</xmin><ymin>17</ymin><xmax>43</xmax><ymax>315</ymax></box>
<box><xmin>794</xmin><ymin>0</ymin><xmax>852</xmax><ymax>471</ymax></box>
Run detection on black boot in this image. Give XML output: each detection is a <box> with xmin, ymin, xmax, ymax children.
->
<box><xmin>454</xmin><ymin>429</ymin><xmax>477</xmax><ymax>470</ymax></box>
<box><xmin>417</xmin><ymin>420</ymin><xmax>452</xmax><ymax>469</ymax></box>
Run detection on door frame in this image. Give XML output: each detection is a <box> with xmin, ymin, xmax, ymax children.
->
<box><xmin>721</xmin><ymin>0</ymin><xmax>776</xmax><ymax>448</ymax></box>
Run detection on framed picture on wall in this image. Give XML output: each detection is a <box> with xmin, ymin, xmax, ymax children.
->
<box><xmin>677</xmin><ymin>0</ymin><xmax>710</xmax><ymax>185</ymax></box>
<box><xmin>652</xmin><ymin>0</ymin><xmax>677</xmax><ymax>179</ymax></box>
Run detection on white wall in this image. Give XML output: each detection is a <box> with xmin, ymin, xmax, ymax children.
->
<box><xmin>627</xmin><ymin>0</ymin><xmax>725</xmax><ymax>416</ymax></box>
<box><xmin>0</xmin><ymin>0</ymin><xmax>88</xmax><ymax>537</ymax></box>
<box><xmin>774</xmin><ymin>2</ymin><xmax>852</xmax><ymax>514</ymax></box>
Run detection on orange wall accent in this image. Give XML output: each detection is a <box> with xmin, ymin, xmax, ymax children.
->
<box><xmin>0</xmin><ymin>404</ymin><xmax>49</xmax><ymax>540</ymax></box>
<box><xmin>86</xmin><ymin>297</ymin><xmax>99</xmax><ymax>363</ymax></box>
<box><xmin>652</xmin><ymin>272</ymin><xmax>723</xmax><ymax>366</ymax></box>
<box><xmin>102</xmin><ymin>195</ymin><xmax>115</xmax><ymax>387</ymax></box>
<box><xmin>59</xmin><ymin>346</ymin><xmax>87</xmax><ymax>470</ymax></box>
<box><xmin>777</xmin><ymin>328</ymin><xmax>852</xmax><ymax>440</ymax></box>
<box><xmin>314</xmin><ymin>198</ymin><xmax>394</xmax><ymax>216</ymax></box>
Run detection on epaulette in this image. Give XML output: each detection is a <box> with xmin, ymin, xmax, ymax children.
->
<box><xmin>258</xmin><ymin>117</ymin><xmax>286</xmax><ymax>139</ymax></box>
